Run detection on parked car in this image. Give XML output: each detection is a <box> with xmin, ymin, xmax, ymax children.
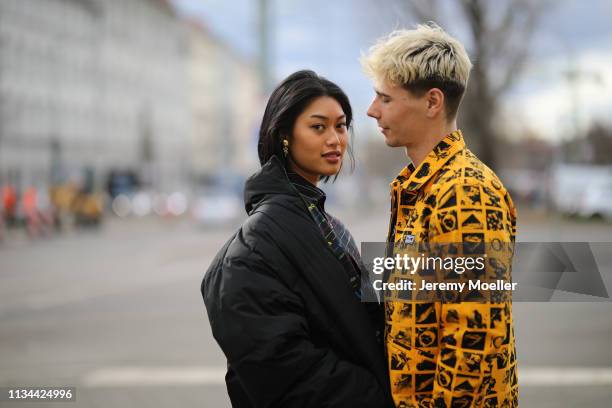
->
<box><xmin>577</xmin><ymin>179</ymin><xmax>612</xmax><ymax>219</ymax></box>
<box><xmin>551</xmin><ymin>164</ymin><xmax>612</xmax><ymax>220</ymax></box>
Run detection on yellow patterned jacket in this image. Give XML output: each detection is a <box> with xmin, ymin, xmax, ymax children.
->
<box><xmin>385</xmin><ymin>130</ymin><xmax>518</xmax><ymax>408</ymax></box>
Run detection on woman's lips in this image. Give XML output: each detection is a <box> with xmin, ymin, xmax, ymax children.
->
<box><xmin>322</xmin><ymin>151</ymin><xmax>341</xmax><ymax>164</ymax></box>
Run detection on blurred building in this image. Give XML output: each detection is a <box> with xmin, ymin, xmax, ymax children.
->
<box><xmin>0</xmin><ymin>0</ymin><xmax>191</xmax><ymax>192</ymax></box>
<box><xmin>188</xmin><ymin>21</ymin><xmax>261</xmax><ymax>185</ymax></box>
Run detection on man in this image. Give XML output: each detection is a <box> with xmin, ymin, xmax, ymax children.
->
<box><xmin>361</xmin><ymin>24</ymin><xmax>518</xmax><ymax>407</ymax></box>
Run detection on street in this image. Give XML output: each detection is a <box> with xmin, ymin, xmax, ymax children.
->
<box><xmin>1</xmin><ymin>208</ymin><xmax>612</xmax><ymax>407</ymax></box>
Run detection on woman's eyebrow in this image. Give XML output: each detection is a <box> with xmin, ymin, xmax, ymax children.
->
<box><xmin>309</xmin><ymin>114</ymin><xmax>329</xmax><ymax>120</ymax></box>
<box><xmin>309</xmin><ymin>114</ymin><xmax>346</xmax><ymax>120</ymax></box>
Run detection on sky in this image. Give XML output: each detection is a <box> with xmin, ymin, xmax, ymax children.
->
<box><xmin>173</xmin><ymin>0</ymin><xmax>612</xmax><ymax>143</ymax></box>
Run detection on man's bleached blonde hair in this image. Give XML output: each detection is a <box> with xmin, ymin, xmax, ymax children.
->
<box><xmin>361</xmin><ymin>23</ymin><xmax>472</xmax><ymax>119</ymax></box>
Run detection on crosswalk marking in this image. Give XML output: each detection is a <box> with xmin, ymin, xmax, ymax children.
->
<box><xmin>81</xmin><ymin>366</ymin><xmax>612</xmax><ymax>387</ymax></box>
<box><xmin>82</xmin><ymin>367</ymin><xmax>227</xmax><ymax>387</ymax></box>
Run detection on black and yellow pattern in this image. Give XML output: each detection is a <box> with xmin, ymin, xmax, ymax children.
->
<box><xmin>386</xmin><ymin>130</ymin><xmax>518</xmax><ymax>407</ymax></box>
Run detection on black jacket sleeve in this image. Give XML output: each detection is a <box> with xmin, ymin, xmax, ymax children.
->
<box><xmin>203</xmin><ymin>240</ymin><xmax>390</xmax><ymax>408</ymax></box>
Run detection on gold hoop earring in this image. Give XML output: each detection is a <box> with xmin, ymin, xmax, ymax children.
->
<box><xmin>283</xmin><ymin>139</ymin><xmax>289</xmax><ymax>157</ymax></box>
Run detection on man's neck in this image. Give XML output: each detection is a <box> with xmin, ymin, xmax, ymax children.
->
<box><xmin>405</xmin><ymin>122</ymin><xmax>457</xmax><ymax>168</ymax></box>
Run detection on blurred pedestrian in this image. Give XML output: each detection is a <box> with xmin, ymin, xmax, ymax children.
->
<box><xmin>22</xmin><ymin>186</ymin><xmax>41</xmax><ymax>237</ymax></box>
<box><xmin>202</xmin><ymin>70</ymin><xmax>394</xmax><ymax>407</ymax></box>
<box><xmin>2</xmin><ymin>184</ymin><xmax>17</xmax><ymax>227</ymax></box>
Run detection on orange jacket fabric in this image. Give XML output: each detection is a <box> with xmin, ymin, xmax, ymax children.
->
<box><xmin>385</xmin><ymin>130</ymin><xmax>518</xmax><ymax>407</ymax></box>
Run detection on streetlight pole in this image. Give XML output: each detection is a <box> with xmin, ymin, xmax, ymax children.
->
<box><xmin>257</xmin><ymin>0</ymin><xmax>272</xmax><ymax>94</ymax></box>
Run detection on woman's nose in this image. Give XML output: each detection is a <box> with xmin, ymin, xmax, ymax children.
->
<box><xmin>326</xmin><ymin>129</ymin><xmax>341</xmax><ymax>146</ymax></box>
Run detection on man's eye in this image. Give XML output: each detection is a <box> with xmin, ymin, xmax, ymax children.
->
<box><xmin>382</xmin><ymin>98</ymin><xmax>391</xmax><ymax>104</ymax></box>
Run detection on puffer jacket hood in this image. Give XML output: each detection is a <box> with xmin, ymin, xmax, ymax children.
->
<box><xmin>244</xmin><ymin>156</ymin><xmax>294</xmax><ymax>214</ymax></box>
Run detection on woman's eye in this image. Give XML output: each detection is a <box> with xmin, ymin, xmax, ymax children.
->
<box><xmin>312</xmin><ymin>124</ymin><xmax>325</xmax><ymax>131</ymax></box>
<box><xmin>382</xmin><ymin>98</ymin><xmax>391</xmax><ymax>104</ymax></box>
<box><xmin>337</xmin><ymin>123</ymin><xmax>347</xmax><ymax>130</ymax></box>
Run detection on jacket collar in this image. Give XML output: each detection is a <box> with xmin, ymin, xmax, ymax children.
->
<box><xmin>287</xmin><ymin>171</ymin><xmax>327</xmax><ymax>210</ymax></box>
<box><xmin>244</xmin><ymin>155</ymin><xmax>298</xmax><ymax>214</ymax></box>
<box><xmin>393</xmin><ymin>129</ymin><xmax>465</xmax><ymax>192</ymax></box>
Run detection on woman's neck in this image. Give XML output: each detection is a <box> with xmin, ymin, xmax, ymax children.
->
<box><xmin>287</xmin><ymin>160</ymin><xmax>319</xmax><ymax>186</ymax></box>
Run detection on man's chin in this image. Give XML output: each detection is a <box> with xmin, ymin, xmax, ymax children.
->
<box><xmin>384</xmin><ymin>137</ymin><xmax>401</xmax><ymax>148</ymax></box>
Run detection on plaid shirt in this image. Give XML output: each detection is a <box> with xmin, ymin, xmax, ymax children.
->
<box><xmin>287</xmin><ymin>173</ymin><xmax>363</xmax><ymax>299</ymax></box>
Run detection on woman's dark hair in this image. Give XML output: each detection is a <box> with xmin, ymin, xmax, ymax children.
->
<box><xmin>257</xmin><ymin>70</ymin><xmax>354</xmax><ymax>182</ymax></box>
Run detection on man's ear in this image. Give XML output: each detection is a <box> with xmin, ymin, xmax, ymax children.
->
<box><xmin>425</xmin><ymin>88</ymin><xmax>445</xmax><ymax>118</ymax></box>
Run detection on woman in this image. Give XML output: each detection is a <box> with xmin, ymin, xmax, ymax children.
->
<box><xmin>202</xmin><ymin>70</ymin><xmax>393</xmax><ymax>407</ymax></box>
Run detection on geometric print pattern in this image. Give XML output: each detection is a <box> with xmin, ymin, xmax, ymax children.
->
<box><xmin>385</xmin><ymin>130</ymin><xmax>519</xmax><ymax>407</ymax></box>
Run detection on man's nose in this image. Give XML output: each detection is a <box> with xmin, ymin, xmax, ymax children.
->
<box><xmin>367</xmin><ymin>101</ymin><xmax>379</xmax><ymax>119</ymax></box>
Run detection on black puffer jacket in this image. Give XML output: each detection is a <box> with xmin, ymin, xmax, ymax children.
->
<box><xmin>201</xmin><ymin>156</ymin><xmax>394</xmax><ymax>408</ymax></box>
